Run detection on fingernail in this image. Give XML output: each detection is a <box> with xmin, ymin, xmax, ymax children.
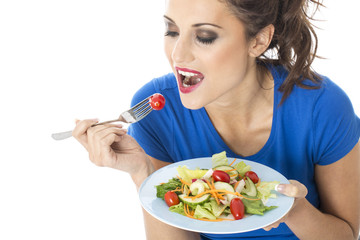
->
<box><xmin>275</xmin><ymin>184</ymin><xmax>285</xmax><ymax>192</ymax></box>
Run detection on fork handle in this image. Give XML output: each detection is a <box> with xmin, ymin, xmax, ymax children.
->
<box><xmin>51</xmin><ymin>131</ymin><xmax>73</xmax><ymax>140</ymax></box>
<box><xmin>51</xmin><ymin>118</ymin><xmax>123</xmax><ymax>141</ymax></box>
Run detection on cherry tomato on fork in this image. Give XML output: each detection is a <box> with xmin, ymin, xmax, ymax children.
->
<box><xmin>149</xmin><ymin>93</ymin><xmax>166</xmax><ymax>110</ymax></box>
<box><xmin>244</xmin><ymin>171</ymin><xmax>259</xmax><ymax>184</ymax></box>
<box><xmin>212</xmin><ymin>170</ymin><xmax>231</xmax><ymax>183</ymax></box>
<box><xmin>164</xmin><ymin>191</ymin><xmax>180</xmax><ymax>207</ymax></box>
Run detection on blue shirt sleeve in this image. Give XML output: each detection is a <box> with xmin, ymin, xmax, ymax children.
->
<box><xmin>312</xmin><ymin>78</ymin><xmax>360</xmax><ymax>165</ymax></box>
<box><xmin>127</xmin><ymin>74</ymin><xmax>176</xmax><ymax>163</ymax></box>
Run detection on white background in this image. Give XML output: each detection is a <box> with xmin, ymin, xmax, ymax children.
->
<box><xmin>0</xmin><ymin>1</ymin><xmax>359</xmax><ymax>239</ymax></box>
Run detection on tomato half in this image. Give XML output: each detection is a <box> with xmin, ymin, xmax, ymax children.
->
<box><xmin>230</xmin><ymin>198</ymin><xmax>245</xmax><ymax>220</ymax></box>
<box><xmin>212</xmin><ymin>170</ymin><xmax>230</xmax><ymax>183</ymax></box>
<box><xmin>149</xmin><ymin>93</ymin><xmax>165</xmax><ymax>110</ymax></box>
<box><xmin>244</xmin><ymin>171</ymin><xmax>259</xmax><ymax>184</ymax></box>
<box><xmin>164</xmin><ymin>191</ymin><xmax>179</xmax><ymax>207</ymax></box>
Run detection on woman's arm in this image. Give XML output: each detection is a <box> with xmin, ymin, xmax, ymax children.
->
<box><xmin>72</xmin><ymin>120</ymin><xmax>200</xmax><ymax>240</ymax></box>
<box><xmin>276</xmin><ymin>142</ymin><xmax>360</xmax><ymax>240</ymax></box>
<box><xmin>141</xmin><ymin>156</ymin><xmax>201</xmax><ymax>240</ymax></box>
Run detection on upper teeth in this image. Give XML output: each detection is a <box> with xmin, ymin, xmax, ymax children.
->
<box><xmin>178</xmin><ymin>70</ymin><xmax>196</xmax><ymax>77</ymax></box>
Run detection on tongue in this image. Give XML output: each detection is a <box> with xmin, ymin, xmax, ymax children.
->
<box><xmin>184</xmin><ymin>75</ymin><xmax>202</xmax><ymax>86</ymax></box>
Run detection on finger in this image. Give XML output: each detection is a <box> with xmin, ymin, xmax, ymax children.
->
<box><xmin>87</xmin><ymin>126</ymin><xmax>127</xmax><ymax>166</ymax></box>
<box><xmin>263</xmin><ymin>221</ymin><xmax>280</xmax><ymax>231</ymax></box>
<box><xmin>86</xmin><ymin>124</ymin><xmax>127</xmax><ymax>141</ymax></box>
<box><xmin>72</xmin><ymin>118</ymin><xmax>99</xmax><ymax>138</ymax></box>
<box><xmin>72</xmin><ymin>118</ymin><xmax>99</xmax><ymax>149</ymax></box>
<box><xmin>275</xmin><ymin>180</ymin><xmax>308</xmax><ymax>198</ymax></box>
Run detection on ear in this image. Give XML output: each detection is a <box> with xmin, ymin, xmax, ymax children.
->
<box><xmin>248</xmin><ymin>24</ymin><xmax>274</xmax><ymax>58</ymax></box>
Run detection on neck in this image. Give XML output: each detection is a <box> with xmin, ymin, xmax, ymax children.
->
<box><xmin>205</xmin><ymin>63</ymin><xmax>274</xmax><ymax>124</ymax></box>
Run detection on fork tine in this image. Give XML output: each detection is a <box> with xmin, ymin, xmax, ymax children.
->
<box><xmin>133</xmin><ymin>101</ymin><xmax>150</xmax><ymax>114</ymax></box>
<box><xmin>134</xmin><ymin>105</ymin><xmax>153</xmax><ymax>121</ymax></box>
<box><xmin>131</xmin><ymin>96</ymin><xmax>150</xmax><ymax>110</ymax></box>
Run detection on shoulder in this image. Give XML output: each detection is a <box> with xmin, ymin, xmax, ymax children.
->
<box><xmin>130</xmin><ymin>73</ymin><xmax>178</xmax><ymax>107</ymax></box>
<box><xmin>270</xmin><ymin>64</ymin><xmax>354</xmax><ymax>109</ymax></box>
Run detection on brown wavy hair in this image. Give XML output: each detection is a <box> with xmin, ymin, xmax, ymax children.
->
<box><xmin>222</xmin><ymin>0</ymin><xmax>324</xmax><ymax>104</ymax></box>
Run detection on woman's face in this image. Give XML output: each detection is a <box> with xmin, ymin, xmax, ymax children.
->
<box><xmin>164</xmin><ymin>0</ymin><xmax>255</xmax><ymax>109</ymax></box>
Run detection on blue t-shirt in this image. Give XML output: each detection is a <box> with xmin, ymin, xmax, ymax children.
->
<box><xmin>128</xmin><ymin>65</ymin><xmax>360</xmax><ymax>240</ymax></box>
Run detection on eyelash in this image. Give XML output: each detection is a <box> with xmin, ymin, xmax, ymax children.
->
<box><xmin>164</xmin><ymin>31</ymin><xmax>217</xmax><ymax>45</ymax></box>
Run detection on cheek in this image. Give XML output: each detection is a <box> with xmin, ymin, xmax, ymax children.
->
<box><xmin>207</xmin><ymin>45</ymin><xmax>248</xmax><ymax>78</ymax></box>
<box><xmin>164</xmin><ymin>40</ymin><xmax>174</xmax><ymax>65</ymax></box>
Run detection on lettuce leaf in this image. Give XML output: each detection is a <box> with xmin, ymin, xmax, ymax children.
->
<box><xmin>242</xmin><ymin>197</ymin><xmax>277</xmax><ymax>215</ymax></box>
<box><xmin>203</xmin><ymin>199</ymin><xmax>227</xmax><ymax>217</ymax></box>
<box><xmin>176</xmin><ymin>166</ymin><xmax>208</xmax><ymax>183</ymax></box>
<box><xmin>155</xmin><ymin>178</ymin><xmax>182</xmax><ymax>199</ymax></box>
<box><xmin>211</xmin><ymin>151</ymin><xmax>228</xmax><ymax>168</ymax></box>
<box><xmin>233</xmin><ymin>161</ymin><xmax>251</xmax><ymax>177</ymax></box>
<box><xmin>193</xmin><ymin>205</ymin><xmax>216</xmax><ymax>220</ymax></box>
<box><xmin>169</xmin><ymin>202</ymin><xmax>186</xmax><ymax>216</ymax></box>
<box><xmin>256</xmin><ymin>181</ymin><xmax>280</xmax><ymax>201</ymax></box>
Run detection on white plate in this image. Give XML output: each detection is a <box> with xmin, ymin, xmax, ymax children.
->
<box><xmin>138</xmin><ymin>157</ymin><xmax>294</xmax><ymax>234</ymax></box>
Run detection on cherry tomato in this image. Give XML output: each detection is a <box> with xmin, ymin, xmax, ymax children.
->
<box><xmin>244</xmin><ymin>171</ymin><xmax>259</xmax><ymax>184</ymax></box>
<box><xmin>149</xmin><ymin>93</ymin><xmax>165</xmax><ymax>110</ymax></box>
<box><xmin>164</xmin><ymin>191</ymin><xmax>179</xmax><ymax>207</ymax></box>
<box><xmin>212</xmin><ymin>170</ymin><xmax>230</xmax><ymax>183</ymax></box>
<box><xmin>230</xmin><ymin>198</ymin><xmax>245</xmax><ymax>220</ymax></box>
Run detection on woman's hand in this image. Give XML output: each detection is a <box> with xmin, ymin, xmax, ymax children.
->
<box><xmin>72</xmin><ymin>119</ymin><xmax>154</xmax><ymax>186</ymax></box>
<box><xmin>263</xmin><ymin>180</ymin><xmax>308</xmax><ymax>231</ymax></box>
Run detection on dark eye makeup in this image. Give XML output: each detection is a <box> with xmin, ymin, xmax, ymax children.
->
<box><xmin>163</xmin><ymin>17</ymin><xmax>219</xmax><ymax>45</ymax></box>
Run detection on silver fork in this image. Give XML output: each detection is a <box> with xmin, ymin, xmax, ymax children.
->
<box><xmin>51</xmin><ymin>94</ymin><xmax>155</xmax><ymax>140</ymax></box>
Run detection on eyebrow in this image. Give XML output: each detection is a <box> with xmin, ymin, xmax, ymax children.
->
<box><xmin>163</xmin><ymin>15</ymin><xmax>223</xmax><ymax>29</ymax></box>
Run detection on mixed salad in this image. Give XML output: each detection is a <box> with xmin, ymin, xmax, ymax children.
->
<box><xmin>156</xmin><ymin>151</ymin><xmax>279</xmax><ymax>221</ymax></box>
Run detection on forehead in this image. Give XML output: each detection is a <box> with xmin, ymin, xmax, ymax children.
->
<box><xmin>164</xmin><ymin>0</ymin><xmax>234</xmax><ymax>25</ymax></box>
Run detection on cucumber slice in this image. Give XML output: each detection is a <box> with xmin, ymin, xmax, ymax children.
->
<box><xmin>214</xmin><ymin>181</ymin><xmax>236</xmax><ymax>202</ymax></box>
<box><xmin>241</xmin><ymin>177</ymin><xmax>257</xmax><ymax>197</ymax></box>
<box><xmin>178</xmin><ymin>193</ymin><xmax>211</xmax><ymax>208</ymax></box>
<box><xmin>214</xmin><ymin>165</ymin><xmax>239</xmax><ymax>180</ymax></box>
<box><xmin>189</xmin><ymin>180</ymin><xmax>209</xmax><ymax>195</ymax></box>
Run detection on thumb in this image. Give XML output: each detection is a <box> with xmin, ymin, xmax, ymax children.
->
<box><xmin>275</xmin><ymin>180</ymin><xmax>308</xmax><ymax>198</ymax></box>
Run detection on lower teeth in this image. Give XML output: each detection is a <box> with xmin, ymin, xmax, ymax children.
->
<box><xmin>182</xmin><ymin>76</ymin><xmax>202</xmax><ymax>87</ymax></box>
<box><xmin>183</xmin><ymin>76</ymin><xmax>191</xmax><ymax>85</ymax></box>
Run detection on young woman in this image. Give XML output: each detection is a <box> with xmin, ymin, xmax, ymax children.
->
<box><xmin>73</xmin><ymin>0</ymin><xmax>360</xmax><ymax>239</ymax></box>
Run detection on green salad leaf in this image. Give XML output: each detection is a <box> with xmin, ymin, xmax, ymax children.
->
<box><xmin>176</xmin><ymin>166</ymin><xmax>208</xmax><ymax>183</ymax></box>
<box><xmin>203</xmin><ymin>199</ymin><xmax>227</xmax><ymax>217</ymax></box>
<box><xmin>155</xmin><ymin>178</ymin><xmax>182</xmax><ymax>199</ymax></box>
<box><xmin>256</xmin><ymin>181</ymin><xmax>280</xmax><ymax>201</ymax></box>
<box><xmin>169</xmin><ymin>202</ymin><xmax>186</xmax><ymax>216</ymax></box>
<box><xmin>193</xmin><ymin>205</ymin><xmax>216</xmax><ymax>220</ymax></box>
<box><xmin>211</xmin><ymin>151</ymin><xmax>229</xmax><ymax>168</ymax></box>
<box><xmin>233</xmin><ymin>161</ymin><xmax>252</xmax><ymax>177</ymax></box>
<box><xmin>242</xmin><ymin>196</ymin><xmax>277</xmax><ymax>215</ymax></box>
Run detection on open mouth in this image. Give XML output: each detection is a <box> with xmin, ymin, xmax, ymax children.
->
<box><xmin>176</xmin><ymin>67</ymin><xmax>204</xmax><ymax>93</ymax></box>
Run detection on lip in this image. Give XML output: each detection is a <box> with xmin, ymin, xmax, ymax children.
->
<box><xmin>175</xmin><ymin>66</ymin><xmax>204</xmax><ymax>94</ymax></box>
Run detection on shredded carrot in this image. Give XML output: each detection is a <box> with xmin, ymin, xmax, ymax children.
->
<box><xmin>171</xmin><ymin>187</ymin><xmax>182</xmax><ymax>192</ymax></box>
<box><xmin>229</xmin><ymin>158</ymin><xmax>237</xmax><ymax>166</ymax></box>
<box><xmin>256</xmin><ymin>179</ymin><xmax>262</xmax><ymax>187</ymax></box>
<box><xmin>233</xmin><ymin>181</ymin><xmax>240</xmax><ymax>190</ymax></box>
<box><xmin>204</xmin><ymin>179</ymin><xmax>220</xmax><ymax>205</ymax></box>
<box><xmin>197</xmin><ymin>218</ymin><xmax>234</xmax><ymax>222</ymax></box>
<box><xmin>178</xmin><ymin>177</ymin><xmax>191</xmax><ymax>186</ymax></box>
<box><xmin>184</xmin><ymin>187</ymin><xmax>260</xmax><ymax>201</ymax></box>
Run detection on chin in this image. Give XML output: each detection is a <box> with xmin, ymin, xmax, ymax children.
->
<box><xmin>179</xmin><ymin>93</ymin><xmax>205</xmax><ymax>110</ymax></box>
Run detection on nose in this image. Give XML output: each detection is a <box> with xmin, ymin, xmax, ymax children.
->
<box><xmin>171</xmin><ymin>35</ymin><xmax>194</xmax><ymax>64</ymax></box>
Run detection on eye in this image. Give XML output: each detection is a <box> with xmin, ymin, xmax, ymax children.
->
<box><xmin>164</xmin><ymin>30</ymin><xmax>179</xmax><ymax>38</ymax></box>
<box><xmin>196</xmin><ymin>36</ymin><xmax>216</xmax><ymax>45</ymax></box>
<box><xmin>195</xmin><ymin>30</ymin><xmax>218</xmax><ymax>45</ymax></box>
